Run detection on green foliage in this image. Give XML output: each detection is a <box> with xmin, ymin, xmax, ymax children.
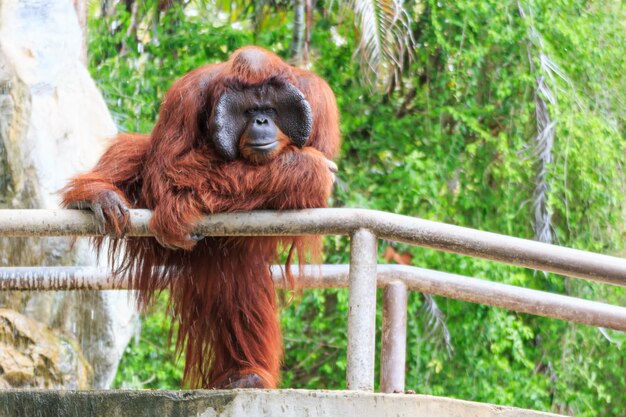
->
<box><xmin>91</xmin><ymin>1</ymin><xmax>626</xmax><ymax>415</ymax></box>
<box><xmin>113</xmin><ymin>293</ymin><xmax>183</xmax><ymax>388</ymax></box>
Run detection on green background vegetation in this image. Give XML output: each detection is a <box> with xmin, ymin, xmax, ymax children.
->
<box><xmin>88</xmin><ymin>1</ymin><xmax>625</xmax><ymax>415</ymax></box>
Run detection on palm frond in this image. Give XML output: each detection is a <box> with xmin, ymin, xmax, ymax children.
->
<box><xmin>421</xmin><ymin>294</ymin><xmax>453</xmax><ymax>355</ymax></box>
<box><xmin>349</xmin><ymin>0</ymin><xmax>415</xmax><ymax>88</ymax></box>
<box><xmin>518</xmin><ymin>1</ymin><xmax>575</xmax><ymax>245</ymax></box>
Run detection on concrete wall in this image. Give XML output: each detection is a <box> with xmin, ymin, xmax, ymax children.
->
<box><xmin>0</xmin><ymin>389</ymin><xmax>565</xmax><ymax>417</ymax></box>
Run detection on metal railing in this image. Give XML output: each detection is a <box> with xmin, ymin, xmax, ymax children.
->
<box><xmin>1</xmin><ymin>208</ymin><xmax>625</xmax><ymax>393</ymax></box>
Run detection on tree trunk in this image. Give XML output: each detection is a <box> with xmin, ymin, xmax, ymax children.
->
<box><xmin>73</xmin><ymin>0</ymin><xmax>88</xmax><ymax>65</ymax></box>
<box><xmin>291</xmin><ymin>0</ymin><xmax>306</xmax><ymax>65</ymax></box>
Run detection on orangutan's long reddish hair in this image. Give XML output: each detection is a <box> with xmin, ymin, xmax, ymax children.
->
<box><xmin>62</xmin><ymin>47</ymin><xmax>340</xmax><ymax>388</ymax></box>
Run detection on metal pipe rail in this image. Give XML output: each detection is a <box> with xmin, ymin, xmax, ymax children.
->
<box><xmin>3</xmin><ymin>263</ymin><xmax>626</xmax><ymax>393</ymax></box>
<box><xmin>3</xmin><ymin>265</ymin><xmax>625</xmax><ymax>332</ymax></box>
<box><xmin>1</xmin><ymin>208</ymin><xmax>625</xmax><ymax>286</ymax></box>
<box><xmin>0</xmin><ymin>209</ymin><xmax>625</xmax><ymax>394</ymax></box>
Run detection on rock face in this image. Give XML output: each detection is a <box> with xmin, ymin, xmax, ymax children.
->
<box><xmin>0</xmin><ymin>0</ymin><xmax>136</xmax><ymax>388</ymax></box>
<box><xmin>0</xmin><ymin>309</ymin><xmax>92</xmax><ymax>389</ymax></box>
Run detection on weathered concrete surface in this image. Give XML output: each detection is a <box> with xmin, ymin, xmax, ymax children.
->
<box><xmin>0</xmin><ymin>389</ymin><xmax>565</xmax><ymax>417</ymax></box>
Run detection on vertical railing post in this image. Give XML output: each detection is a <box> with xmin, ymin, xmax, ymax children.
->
<box><xmin>380</xmin><ymin>281</ymin><xmax>408</xmax><ymax>393</ymax></box>
<box><xmin>346</xmin><ymin>228</ymin><xmax>378</xmax><ymax>391</ymax></box>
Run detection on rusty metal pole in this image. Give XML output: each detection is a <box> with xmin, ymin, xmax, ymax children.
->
<box><xmin>346</xmin><ymin>228</ymin><xmax>378</xmax><ymax>391</ymax></box>
<box><xmin>380</xmin><ymin>281</ymin><xmax>408</xmax><ymax>393</ymax></box>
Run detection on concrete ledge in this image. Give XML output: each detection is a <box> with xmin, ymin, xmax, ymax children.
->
<box><xmin>0</xmin><ymin>389</ymin><xmax>565</xmax><ymax>417</ymax></box>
